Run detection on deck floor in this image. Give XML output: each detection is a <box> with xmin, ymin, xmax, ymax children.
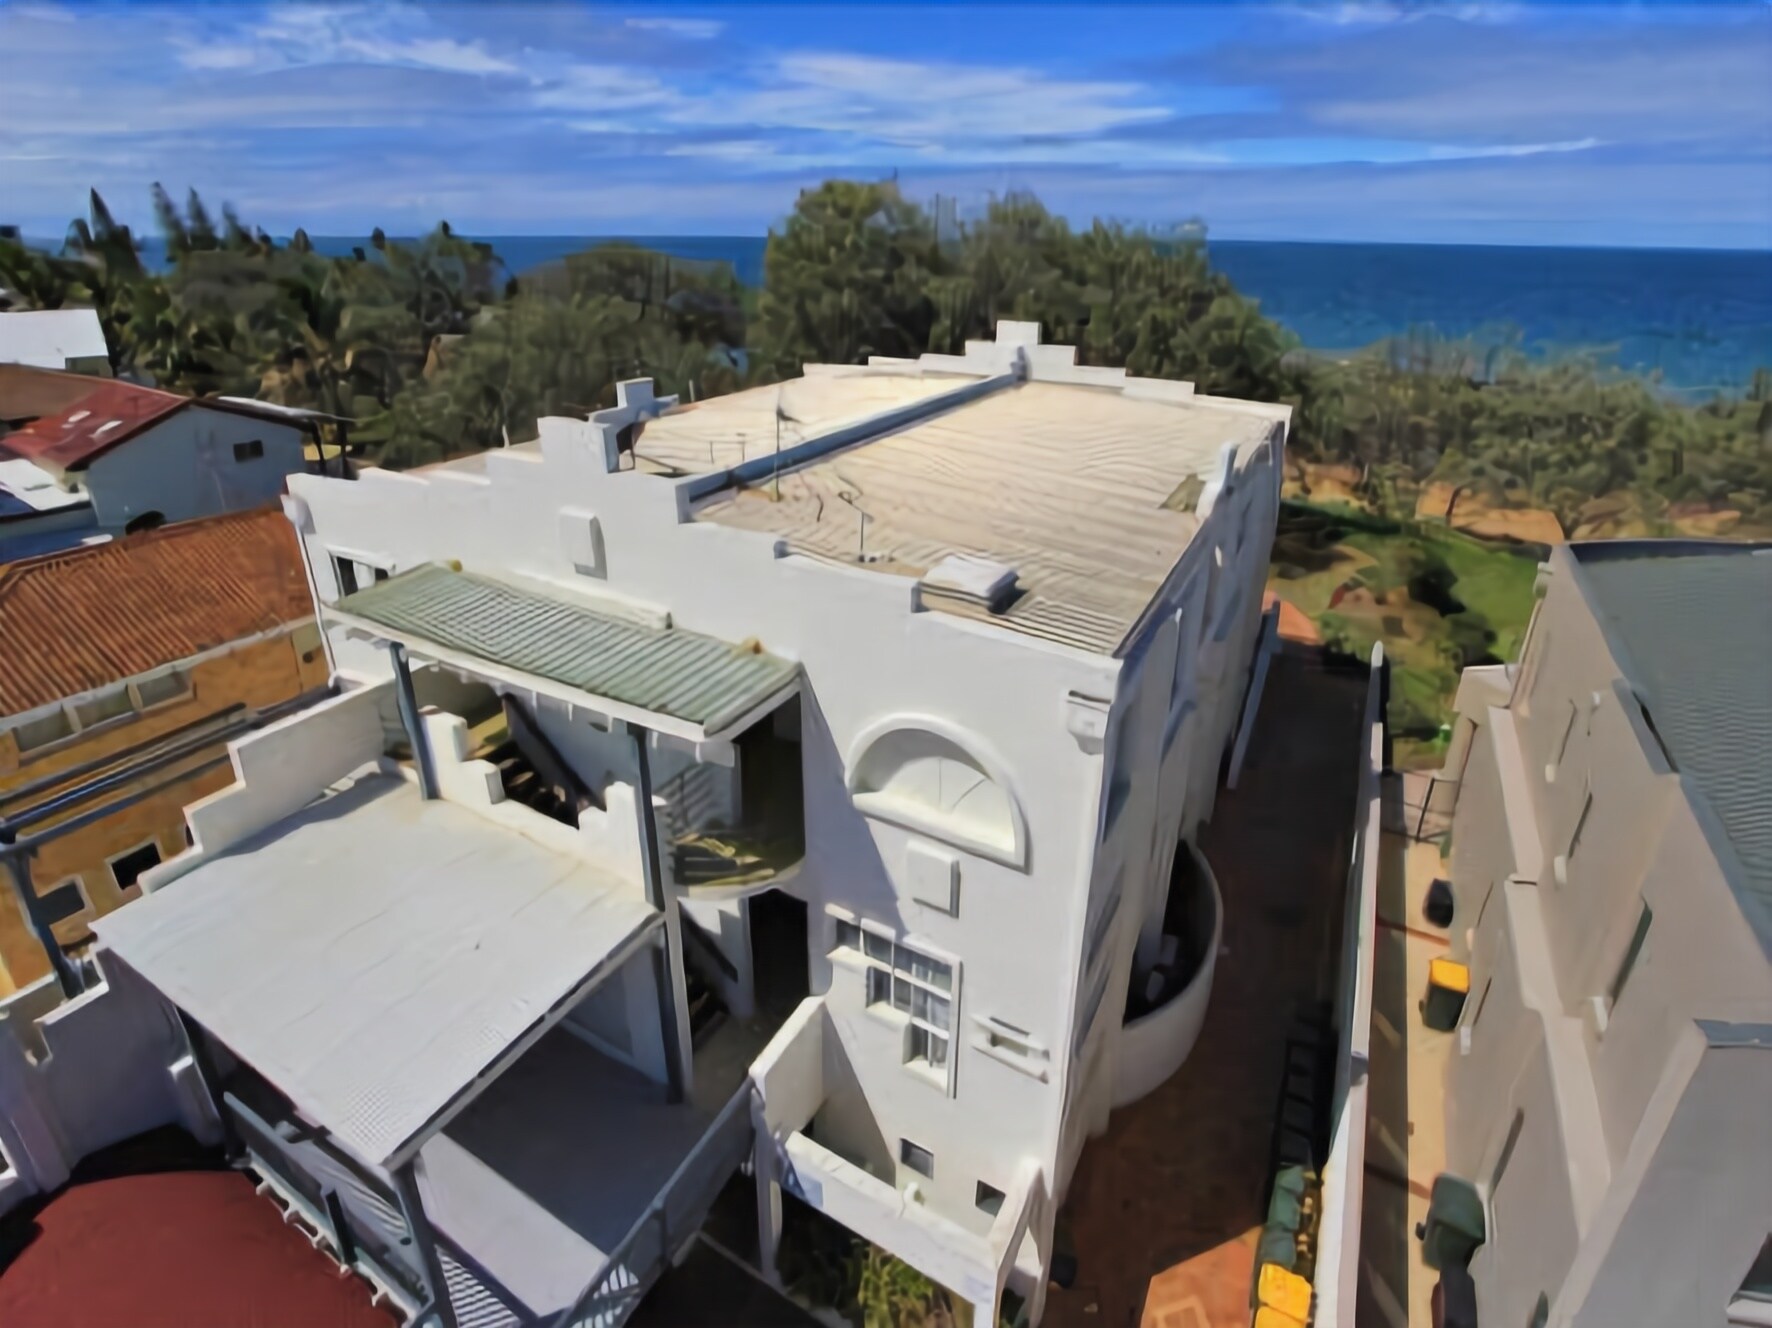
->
<box><xmin>1045</xmin><ymin>651</ymin><xmax>1369</xmax><ymax>1328</ymax></box>
<box><xmin>420</xmin><ymin>1027</ymin><xmax>714</xmax><ymax>1320</ymax></box>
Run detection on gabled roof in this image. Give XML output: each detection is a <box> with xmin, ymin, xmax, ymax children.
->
<box><xmin>1572</xmin><ymin>540</ymin><xmax>1772</xmax><ymax>954</ymax></box>
<box><xmin>334</xmin><ymin>563</ymin><xmax>799</xmax><ymax>735</ymax></box>
<box><xmin>3</xmin><ymin>377</ymin><xmax>189</xmax><ymax>472</ymax></box>
<box><xmin>0</xmin><ymin>362</ymin><xmax>116</xmax><ymax>425</ymax></box>
<box><xmin>0</xmin><ymin>309</ymin><xmax>109</xmax><ymax>370</ymax></box>
<box><xmin>0</xmin><ymin>505</ymin><xmax>316</xmax><ymax>717</ymax></box>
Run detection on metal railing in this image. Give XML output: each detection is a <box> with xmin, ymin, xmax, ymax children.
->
<box><xmin>549</xmin><ymin>1083</ymin><xmax>757</xmax><ymax>1328</ymax></box>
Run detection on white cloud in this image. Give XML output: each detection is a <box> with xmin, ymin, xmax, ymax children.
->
<box><xmin>536</xmin><ymin>65</ymin><xmax>682</xmax><ymax>113</ymax></box>
<box><xmin>1283</xmin><ymin>2</ymin><xmax>1519</xmax><ymax>26</ymax></box>
<box><xmin>625</xmin><ymin>16</ymin><xmax>726</xmax><ymax>40</ymax></box>
<box><xmin>174</xmin><ymin>4</ymin><xmax>518</xmax><ymax>76</ymax></box>
<box><xmin>1427</xmin><ymin>137</ymin><xmax>1601</xmax><ymax>160</ymax></box>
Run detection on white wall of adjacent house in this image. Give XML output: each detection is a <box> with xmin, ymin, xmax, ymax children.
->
<box><xmin>284</xmin><ymin>349</ymin><xmax>1282</xmax><ymax>1261</ymax></box>
<box><xmin>84</xmin><ymin>406</ymin><xmax>304</xmax><ymax>532</ymax></box>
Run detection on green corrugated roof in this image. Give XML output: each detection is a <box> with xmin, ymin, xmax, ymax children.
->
<box><xmin>336</xmin><ymin>563</ymin><xmax>797</xmax><ymax>733</ymax></box>
<box><xmin>1574</xmin><ymin>542</ymin><xmax>1772</xmax><ymax>958</ymax></box>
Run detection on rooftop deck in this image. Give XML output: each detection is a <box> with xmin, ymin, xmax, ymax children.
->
<box><xmin>1045</xmin><ymin>650</ymin><xmax>1369</xmax><ymax>1327</ymax></box>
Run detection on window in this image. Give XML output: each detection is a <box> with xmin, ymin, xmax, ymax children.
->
<box><xmin>976</xmin><ymin>1181</ymin><xmax>1005</xmax><ymax>1217</ymax></box>
<box><xmin>333</xmin><ymin>555</ymin><xmax>359</xmax><ymax>597</ymax></box>
<box><xmin>858</xmin><ymin>929</ymin><xmax>955</xmax><ymax>1077</ymax></box>
<box><xmin>1103</xmin><ymin>711</ymin><xmax>1138</xmax><ymax>834</ymax></box>
<box><xmin>108</xmin><ymin>841</ymin><xmax>163</xmax><ymax>891</ymax></box>
<box><xmin>899</xmin><ymin>1138</ymin><xmax>934</xmax><ymax>1179</ymax></box>
<box><xmin>1469</xmin><ymin>978</ymin><xmax>1494</xmax><ymax>1031</ymax></box>
<box><xmin>13</xmin><ymin>708</ymin><xmax>74</xmax><ymax>753</ymax></box>
<box><xmin>1607</xmin><ymin>900</ymin><xmax>1653</xmax><ymax>1009</ymax></box>
<box><xmin>131</xmin><ymin>671</ymin><xmax>190</xmax><ymax>711</ymax></box>
<box><xmin>975</xmin><ymin>1015</ymin><xmax>1049</xmax><ymax>1078</ymax></box>
<box><xmin>232</xmin><ymin>439</ymin><xmax>265</xmax><ymax>463</ymax></box>
<box><xmin>1567</xmin><ymin>792</ymin><xmax>1594</xmax><ymax>863</ymax></box>
<box><xmin>71</xmin><ymin>688</ymin><xmax>131</xmax><ymax>730</ymax></box>
<box><xmin>848</xmin><ymin>723</ymin><xmax>1025</xmax><ymax>866</ymax></box>
<box><xmin>834</xmin><ymin>918</ymin><xmax>862</xmax><ymax>953</ymax></box>
<box><xmin>38</xmin><ymin>878</ymin><xmax>89</xmax><ymax>926</ymax></box>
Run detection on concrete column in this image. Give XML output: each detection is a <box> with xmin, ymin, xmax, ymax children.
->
<box><xmin>750</xmin><ymin>1096</ymin><xmax>783</xmax><ymax>1288</ymax></box>
<box><xmin>632</xmin><ymin>729</ymin><xmax>693</xmax><ymax>1103</ymax></box>
<box><xmin>388</xmin><ymin>642</ymin><xmax>437</xmax><ymax>799</ymax></box>
<box><xmin>391</xmin><ymin>1160</ymin><xmax>458</xmax><ymax>1328</ymax></box>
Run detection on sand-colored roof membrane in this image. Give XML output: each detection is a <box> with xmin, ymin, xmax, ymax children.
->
<box><xmin>630</xmin><ymin>371</ymin><xmax>975</xmax><ymax>476</ymax></box>
<box><xmin>695</xmin><ymin>380</ymin><xmax>1275</xmax><ymax>654</ymax></box>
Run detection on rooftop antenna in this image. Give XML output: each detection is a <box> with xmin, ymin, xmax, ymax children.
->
<box><xmin>773</xmin><ymin>389</ymin><xmax>805</xmax><ymax>500</ymax></box>
<box><xmin>835</xmin><ymin>471</ymin><xmax>870</xmax><ymax>561</ymax></box>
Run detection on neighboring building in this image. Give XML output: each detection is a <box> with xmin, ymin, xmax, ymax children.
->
<box><xmin>1438</xmin><ymin>540</ymin><xmax>1772</xmax><ymax>1328</ymax></box>
<box><xmin>0</xmin><ymin>309</ymin><xmax>111</xmax><ymax>374</ymax></box>
<box><xmin>0</xmin><ymin>366</ymin><xmax>315</xmax><ymax>561</ymax></box>
<box><xmin>0</xmin><ymin>506</ymin><xmax>330</xmax><ymax>994</ymax></box>
<box><xmin>79</xmin><ymin>323</ymin><xmax>1286</xmax><ymax>1327</ymax></box>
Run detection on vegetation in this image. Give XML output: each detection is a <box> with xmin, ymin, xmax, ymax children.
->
<box><xmin>4</xmin><ymin>181</ymin><xmax>1767</xmax><ymax>750</ymax></box>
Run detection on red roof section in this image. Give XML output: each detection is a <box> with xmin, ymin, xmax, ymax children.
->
<box><xmin>0</xmin><ymin>1170</ymin><xmax>395</xmax><ymax>1328</ymax></box>
<box><xmin>4</xmin><ymin>378</ymin><xmax>188</xmax><ymax>472</ymax></box>
<box><xmin>0</xmin><ymin>505</ymin><xmax>317</xmax><ymax>717</ymax></box>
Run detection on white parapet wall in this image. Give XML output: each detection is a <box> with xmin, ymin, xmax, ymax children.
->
<box><xmin>0</xmin><ymin>957</ymin><xmax>219</xmax><ymax>1218</ymax></box>
<box><xmin>1313</xmin><ymin>644</ymin><xmax>1387</xmax><ymax>1328</ymax></box>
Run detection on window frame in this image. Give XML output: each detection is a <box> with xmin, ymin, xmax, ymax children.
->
<box><xmin>843</xmin><ymin>914</ymin><xmax>959</xmax><ymax>1093</ymax></box>
<box><xmin>232</xmin><ymin>438</ymin><xmax>266</xmax><ymax>463</ymax></box>
<box><xmin>899</xmin><ymin>1138</ymin><xmax>934</xmax><ymax>1180</ymax></box>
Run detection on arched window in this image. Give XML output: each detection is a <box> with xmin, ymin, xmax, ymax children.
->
<box><xmin>847</xmin><ymin>720</ymin><xmax>1027</xmax><ymax>868</ymax></box>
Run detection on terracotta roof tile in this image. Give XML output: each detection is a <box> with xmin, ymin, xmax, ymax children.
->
<box><xmin>0</xmin><ymin>506</ymin><xmax>316</xmax><ymax>717</ymax></box>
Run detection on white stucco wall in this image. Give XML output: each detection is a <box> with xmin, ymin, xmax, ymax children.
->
<box><xmin>84</xmin><ymin>406</ymin><xmax>304</xmax><ymax>532</ymax></box>
<box><xmin>281</xmin><ymin>343</ymin><xmax>1285</xmax><ymax>1269</ymax></box>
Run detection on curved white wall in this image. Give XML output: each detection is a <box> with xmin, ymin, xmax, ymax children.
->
<box><xmin>1109</xmin><ymin>845</ymin><xmax>1223</xmax><ymax>1109</ymax></box>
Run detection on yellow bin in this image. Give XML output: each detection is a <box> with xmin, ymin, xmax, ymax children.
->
<box><xmin>1255</xmin><ymin>1308</ymin><xmax>1307</xmax><ymax>1328</ymax></box>
<box><xmin>1257</xmin><ymin>1262</ymin><xmax>1313</xmax><ymax>1323</ymax></box>
<box><xmin>1424</xmin><ymin>957</ymin><xmax>1470</xmax><ymax>1031</ymax></box>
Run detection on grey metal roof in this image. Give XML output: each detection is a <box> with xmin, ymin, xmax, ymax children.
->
<box><xmin>96</xmin><ymin>773</ymin><xmax>661</xmax><ymax>1167</ymax></box>
<box><xmin>335</xmin><ymin>563</ymin><xmax>797</xmax><ymax>734</ymax></box>
<box><xmin>1574</xmin><ymin>542</ymin><xmax>1772</xmax><ymax>953</ymax></box>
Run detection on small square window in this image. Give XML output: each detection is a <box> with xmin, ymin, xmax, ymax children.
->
<box><xmin>899</xmin><ymin>1138</ymin><xmax>934</xmax><ymax>1179</ymax></box>
<box><xmin>39</xmin><ymin>878</ymin><xmax>89</xmax><ymax>926</ymax></box>
<box><xmin>863</xmin><ymin>930</ymin><xmax>892</xmax><ymax>963</ymax></box>
<box><xmin>332</xmin><ymin>556</ymin><xmax>360</xmax><ymax>597</ymax></box>
<box><xmin>13</xmin><ymin>708</ymin><xmax>74</xmax><ymax>753</ymax></box>
<box><xmin>976</xmin><ymin>1181</ymin><xmax>1005</xmax><ymax>1217</ymax></box>
<box><xmin>907</xmin><ymin>1023</ymin><xmax>949</xmax><ymax>1069</ymax></box>
<box><xmin>233</xmin><ymin>439</ymin><xmax>265</xmax><ymax>463</ymax></box>
<box><xmin>72</xmin><ymin>688</ymin><xmax>132</xmax><ymax>730</ymax></box>
<box><xmin>109</xmin><ymin>841</ymin><xmax>163</xmax><ymax>891</ymax></box>
<box><xmin>834</xmin><ymin>919</ymin><xmax>861</xmax><ymax>952</ymax></box>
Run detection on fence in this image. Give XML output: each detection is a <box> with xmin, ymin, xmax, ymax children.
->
<box><xmin>1312</xmin><ymin>643</ymin><xmax>1388</xmax><ymax>1328</ymax></box>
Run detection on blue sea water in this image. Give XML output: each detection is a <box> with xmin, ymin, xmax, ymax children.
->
<box><xmin>123</xmin><ymin>232</ymin><xmax>1772</xmax><ymax>396</ymax></box>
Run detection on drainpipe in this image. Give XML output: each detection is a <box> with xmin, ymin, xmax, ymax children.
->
<box><xmin>631</xmin><ymin>727</ymin><xmax>694</xmax><ymax>1104</ymax></box>
<box><xmin>388</xmin><ymin>642</ymin><xmax>438</xmax><ymax>800</ymax></box>
<box><xmin>0</xmin><ymin>834</ymin><xmax>82</xmax><ymax>998</ymax></box>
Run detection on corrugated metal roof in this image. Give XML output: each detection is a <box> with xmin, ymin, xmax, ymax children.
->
<box><xmin>95</xmin><ymin>772</ymin><xmax>661</xmax><ymax>1166</ymax></box>
<box><xmin>696</xmin><ymin>380</ymin><xmax>1275</xmax><ymax>654</ymax></box>
<box><xmin>336</xmin><ymin>563</ymin><xmax>798</xmax><ymax>733</ymax></box>
<box><xmin>1574</xmin><ymin>542</ymin><xmax>1772</xmax><ymax>955</ymax></box>
<box><xmin>630</xmin><ymin>371</ymin><xmax>972</xmax><ymax>476</ymax></box>
<box><xmin>0</xmin><ymin>505</ymin><xmax>315</xmax><ymax>717</ymax></box>
<box><xmin>4</xmin><ymin>378</ymin><xmax>188</xmax><ymax>472</ymax></box>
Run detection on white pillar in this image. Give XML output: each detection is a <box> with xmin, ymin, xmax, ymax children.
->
<box><xmin>750</xmin><ymin>1097</ymin><xmax>784</xmax><ymax>1288</ymax></box>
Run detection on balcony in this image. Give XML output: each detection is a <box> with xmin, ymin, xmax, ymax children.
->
<box><xmin>659</xmin><ymin>702</ymin><xmax>805</xmax><ymax>899</ymax></box>
<box><xmin>1112</xmin><ymin>841</ymin><xmax>1223</xmax><ymax>1109</ymax></box>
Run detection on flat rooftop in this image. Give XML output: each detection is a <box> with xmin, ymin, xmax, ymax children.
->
<box><xmin>696</xmin><ymin>379</ymin><xmax>1274</xmax><ymax>654</ymax></box>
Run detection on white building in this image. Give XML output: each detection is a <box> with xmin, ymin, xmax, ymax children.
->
<box><xmin>0</xmin><ymin>309</ymin><xmax>110</xmax><ymax>374</ymax></box>
<box><xmin>77</xmin><ymin>323</ymin><xmax>1287</xmax><ymax>1327</ymax></box>
<box><xmin>0</xmin><ymin>370</ymin><xmax>311</xmax><ymax>560</ymax></box>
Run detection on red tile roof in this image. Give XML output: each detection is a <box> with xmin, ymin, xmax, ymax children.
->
<box><xmin>3</xmin><ymin>378</ymin><xmax>188</xmax><ymax>472</ymax></box>
<box><xmin>0</xmin><ymin>363</ymin><xmax>116</xmax><ymax>425</ymax></box>
<box><xmin>0</xmin><ymin>506</ymin><xmax>317</xmax><ymax>717</ymax></box>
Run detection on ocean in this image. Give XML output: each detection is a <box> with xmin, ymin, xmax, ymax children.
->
<box><xmin>124</xmin><ymin>233</ymin><xmax>1772</xmax><ymax>397</ymax></box>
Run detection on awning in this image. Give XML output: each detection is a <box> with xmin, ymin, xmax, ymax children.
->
<box><xmin>330</xmin><ymin>563</ymin><xmax>799</xmax><ymax>739</ymax></box>
<box><xmin>95</xmin><ymin>772</ymin><xmax>660</xmax><ymax>1168</ymax></box>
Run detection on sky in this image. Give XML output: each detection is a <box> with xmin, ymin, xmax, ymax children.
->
<box><xmin>2</xmin><ymin>0</ymin><xmax>1769</xmax><ymax>248</ymax></box>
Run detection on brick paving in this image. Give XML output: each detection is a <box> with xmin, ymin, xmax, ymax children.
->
<box><xmin>1046</xmin><ymin>651</ymin><xmax>1368</xmax><ymax>1328</ymax></box>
